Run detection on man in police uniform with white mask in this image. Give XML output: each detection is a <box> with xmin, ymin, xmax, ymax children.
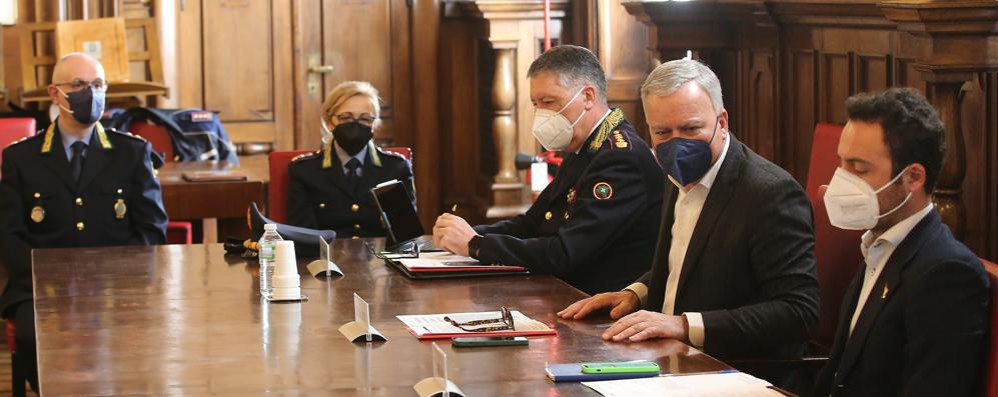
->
<box><xmin>0</xmin><ymin>53</ymin><xmax>167</xmax><ymax>395</ymax></box>
<box><xmin>432</xmin><ymin>45</ymin><xmax>664</xmax><ymax>294</ymax></box>
<box><xmin>812</xmin><ymin>88</ymin><xmax>988</xmax><ymax>396</ymax></box>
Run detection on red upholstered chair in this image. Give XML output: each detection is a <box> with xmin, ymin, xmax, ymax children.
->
<box><xmin>805</xmin><ymin>123</ymin><xmax>864</xmax><ymax>351</ymax></box>
<box><xmin>268</xmin><ymin>146</ymin><xmax>413</xmax><ymax>224</ymax></box>
<box><xmin>982</xmin><ymin>258</ymin><xmax>998</xmax><ymax>397</ymax></box>
<box><xmin>125</xmin><ymin>120</ymin><xmax>191</xmax><ymax>245</ymax></box>
<box><xmin>268</xmin><ymin>150</ymin><xmax>313</xmax><ymax>224</ymax></box>
<box><xmin>129</xmin><ymin>120</ymin><xmax>175</xmax><ymax>162</ymax></box>
<box><xmin>0</xmin><ymin>118</ymin><xmax>37</xmax><ymax>169</ymax></box>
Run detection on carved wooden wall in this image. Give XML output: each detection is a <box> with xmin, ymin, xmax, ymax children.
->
<box><xmin>625</xmin><ymin>0</ymin><xmax>998</xmax><ymax>261</ymax></box>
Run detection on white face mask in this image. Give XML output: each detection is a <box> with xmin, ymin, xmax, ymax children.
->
<box><xmin>531</xmin><ymin>88</ymin><xmax>587</xmax><ymax>151</ymax></box>
<box><xmin>823</xmin><ymin>166</ymin><xmax>912</xmax><ymax>230</ymax></box>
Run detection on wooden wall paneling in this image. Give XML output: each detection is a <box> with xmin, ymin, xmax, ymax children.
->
<box><xmin>781</xmin><ymin>49</ymin><xmax>817</xmax><ymax>181</ymax></box>
<box><xmin>746</xmin><ymin>49</ymin><xmax>778</xmax><ymax>162</ymax></box>
<box><xmin>988</xmin><ymin>72</ymin><xmax>998</xmax><ymax>261</ymax></box>
<box><xmin>202</xmin><ymin>1</ymin><xmax>275</xmax><ymax>138</ymax></box>
<box><xmin>596</xmin><ymin>0</ymin><xmax>654</xmax><ymax>141</ymax></box>
<box><xmin>176</xmin><ymin>0</ymin><xmax>203</xmax><ymax>110</ymax></box>
<box><xmin>411</xmin><ymin>0</ymin><xmax>443</xmax><ymax>228</ymax></box>
<box><xmin>960</xmin><ymin>75</ymin><xmax>988</xmax><ymax>258</ymax></box>
<box><xmin>437</xmin><ymin>18</ymin><xmax>484</xmax><ymax>224</ymax></box>
<box><xmin>181</xmin><ymin>0</ymin><xmax>293</xmax><ymax>147</ymax></box>
<box><xmin>291</xmin><ymin>0</ymin><xmax>323</xmax><ymax>151</ymax></box>
<box><xmin>856</xmin><ymin>53</ymin><xmax>889</xmax><ymax>94</ymax></box>
<box><xmin>320</xmin><ymin>0</ymin><xmax>410</xmax><ymax>147</ymax></box>
<box><xmin>925</xmin><ymin>79</ymin><xmax>969</xmax><ymax>239</ymax></box>
<box><xmin>441</xmin><ymin>1</ymin><xmax>570</xmax><ymax>222</ymax></box>
<box><xmin>818</xmin><ymin>52</ymin><xmax>852</xmax><ymax>124</ymax></box>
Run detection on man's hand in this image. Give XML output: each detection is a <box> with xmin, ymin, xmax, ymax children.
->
<box><xmin>432</xmin><ymin>213</ymin><xmax>477</xmax><ymax>257</ymax></box>
<box><xmin>601</xmin><ymin>311</ymin><xmax>689</xmax><ymax>343</ymax></box>
<box><xmin>557</xmin><ymin>290</ymin><xmax>640</xmax><ymax>320</ymax></box>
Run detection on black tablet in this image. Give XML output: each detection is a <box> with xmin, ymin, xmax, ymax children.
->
<box><xmin>370</xmin><ymin>179</ymin><xmax>425</xmax><ymax>250</ymax></box>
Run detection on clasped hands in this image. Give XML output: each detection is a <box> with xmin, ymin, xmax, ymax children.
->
<box><xmin>558</xmin><ymin>290</ymin><xmax>689</xmax><ymax>343</ymax></box>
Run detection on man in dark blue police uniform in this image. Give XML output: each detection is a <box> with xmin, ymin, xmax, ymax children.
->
<box><xmin>0</xmin><ymin>53</ymin><xmax>167</xmax><ymax>394</ymax></box>
<box><xmin>432</xmin><ymin>45</ymin><xmax>665</xmax><ymax>294</ymax></box>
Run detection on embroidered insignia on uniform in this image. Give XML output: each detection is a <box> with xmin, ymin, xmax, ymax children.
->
<box><xmin>191</xmin><ymin>111</ymin><xmax>214</xmax><ymax>122</ymax></box>
<box><xmin>114</xmin><ymin>198</ymin><xmax>127</xmax><ymax>219</ymax></box>
<box><xmin>612</xmin><ymin>130</ymin><xmax>628</xmax><ymax>148</ymax></box>
<box><xmin>593</xmin><ymin>182</ymin><xmax>613</xmax><ymax>200</ymax></box>
<box><xmin>30</xmin><ymin>206</ymin><xmax>45</xmax><ymax>223</ymax></box>
<box><xmin>566</xmin><ymin>188</ymin><xmax>577</xmax><ymax>205</ymax></box>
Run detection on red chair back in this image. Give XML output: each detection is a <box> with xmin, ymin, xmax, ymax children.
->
<box><xmin>268</xmin><ymin>146</ymin><xmax>413</xmax><ymax>224</ymax></box>
<box><xmin>268</xmin><ymin>150</ymin><xmax>313</xmax><ymax>224</ymax></box>
<box><xmin>983</xmin><ymin>258</ymin><xmax>998</xmax><ymax>397</ymax></box>
<box><xmin>805</xmin><ymin>123</ymin><xmax>864</xmax><ymax>350</ymax></box>
<box><xmin>0</xmin><ymin>118</ymin><xmax>37</xmax><ymax>168</ymax></box>
<box><xmin>129</xmin><ymin>120</ymin><xmax>175</xmax><ymax>162</ymax></box>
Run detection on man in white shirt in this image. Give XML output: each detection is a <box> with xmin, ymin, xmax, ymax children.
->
<box><xmin>812</xmin><ymin>88</ymin><xmax>989</xmax><ymax>396</ymax></box>
<box><xmin>558</xmin><ymin>59</ymin><xmax>820</xmax><ymax>362</ymax></box>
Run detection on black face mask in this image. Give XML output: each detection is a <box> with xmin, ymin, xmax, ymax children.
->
<box><xmin>60</xmin><ymin>86</ymin><xmax>105</xmax><ymax>125</ymax></box>
<box><xmin>332</xmin><ymin>122</ymin><xmax>373</xmax><ymax>155</ymax></box>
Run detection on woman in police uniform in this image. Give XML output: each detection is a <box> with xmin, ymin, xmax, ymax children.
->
<box><xmin>286</xmin><ymin>81</ymin><xmax>414</xmax><ymax>239</ymax></box>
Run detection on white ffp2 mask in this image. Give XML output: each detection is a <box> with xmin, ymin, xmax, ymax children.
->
<box><xmin>531</xmin><ymin>88</ymin><xmax>586</xmax><ymax>151</ymax></box>
<box><xmin>823</xmin><ymin>166</ymin><xmax>912</xmax><ymax>230</ymax></box>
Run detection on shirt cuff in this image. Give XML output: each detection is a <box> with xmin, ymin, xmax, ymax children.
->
<box><xmin>624</xmin><ymin>282</ymin><xmax>648</xmax><ymax>307</ymax></box>
<box><xmin>683</xmin><ymin>312</ymin><xmax>705</xmax><ymax>347</ymax></box>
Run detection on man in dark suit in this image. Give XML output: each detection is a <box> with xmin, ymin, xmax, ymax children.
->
<box><xmin>0</xmin><ymin>53</ymin><xmax>168</xmax><ymax>394</ymax></box>
<box><xmin>432</xmin><ymin>45</ymin><xmax>664</xmax><ymax>294</ymax></box>
<box><xmin>811</xmin><ymin>88</ymin><xmax>989</xmax><ymax>396</ymax></box>
<box><xmin>559</xmin><ymin>59</ymin><xmax>819</xmax><ymax>361</ymax></box>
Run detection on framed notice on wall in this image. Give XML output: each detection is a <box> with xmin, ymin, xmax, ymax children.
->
<box><xmin>54</xmin><ymin>17</ymin><xmax>130</xmax><ymax>82</ymax></box>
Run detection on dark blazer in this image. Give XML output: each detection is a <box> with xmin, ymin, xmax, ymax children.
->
<box><xmin>0</xmin><ymin>121</ymin><xmax>168</xmax><ymax>315</ymax></box>
<box><xmin>287</xmin><ymin>141</ymin><xmax>414</xmax><ymax>239</ymax></box>
<box><xmin>812</xmin><ymin>209</ymin><xmax>990</xmax><ymax>397</ymax></box>
<box><xmin>473</xmin><ymin>109</ymin><xmax>664</xmax><ymax>295</ymax></box>
<box><xmin>637</xmin><ymin>135</ymin><xmax>819</xmax><ymax>360</ymax></box>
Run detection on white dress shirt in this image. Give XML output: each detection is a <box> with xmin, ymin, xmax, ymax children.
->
<box><xmin>849</xmin><ymin>202</ymin><xmax>934</xmax><ymax>333</ymax></box>
<box><xmin>625</xmin><ymin>134</ymin><xmax>730</xmax><ymax>347</ymax></box>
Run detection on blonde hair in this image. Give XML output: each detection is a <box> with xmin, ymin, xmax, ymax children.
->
<box><xmin>321</xmin><ymin>81</ymin><xmax>382</xmax><ymax>128</ymax></box>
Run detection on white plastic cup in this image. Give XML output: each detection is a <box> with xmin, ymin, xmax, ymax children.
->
<box><xmin>269</xmin><ymin>241</ymin><xmax>301</xmax><ymax>300</ymax></box>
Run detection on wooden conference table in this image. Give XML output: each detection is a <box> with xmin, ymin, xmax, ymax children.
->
<box><xmin>157</xmin><ymin>156</ymin><xmax>268</xmax><ymax>243</ymax></box>
<box><xmin>32</xmin><ymin>239</ymin><xmax>730</xmax><ymax>395</ymax></box>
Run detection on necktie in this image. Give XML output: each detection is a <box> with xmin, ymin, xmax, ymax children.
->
<box><xmin>345</xmin><ymin>158</ymin><xmax>361</xmax><ymax>186</ymax></box>
<box><xmin>70</xmin><ymin>141</ymin><xmax>87</xmax><ymax>185</ymax></box>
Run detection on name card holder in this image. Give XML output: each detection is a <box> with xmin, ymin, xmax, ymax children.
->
<box><xmin>307</xmin><ymin>236</ymin><xmax>344</xmax><ymax>278</ymax></box>
<box><xmin>413</xmin><ymin>342</ymin><xmax>465</xmax><ymax>397</ymax></box>
<box><xmin>338</xmin><ymin>293</ymin><xmax>387</xmax><ymax>343</ymax></box>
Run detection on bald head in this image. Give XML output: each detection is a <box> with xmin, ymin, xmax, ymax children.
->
<box><xmin>51</xmin><ymin>52</ymin><xmax>105</xmax><ymax>84</ymax></box>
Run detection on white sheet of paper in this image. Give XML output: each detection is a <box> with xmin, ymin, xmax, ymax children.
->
<box><xmin>531</xmin><ymin>162</ymin><xmax>549</xmax><ymax>192</ymax></box>
<box><xmin>396</xmin><ymin>310</ymin><xmax>551</xmax><ymax>336</ymax></box>
<box><xmin>582</xmin><ymin>372</ymin><xmax>781</xmax><ymax>397</ymax></box>
<box><xmin>396</xmin><ymin>252</ymin><xmax>522</xmax><ymax>270</ymax></box>
<box><xmin>354</xmin><ymin>293</ymin><xmax>373</xmax><ymax>342</ymax></box>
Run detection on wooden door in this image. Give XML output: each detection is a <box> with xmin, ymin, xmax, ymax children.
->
<box><xmin>177</xmin><ymin>0</ymin><xmax>294</xmax><ymax>149</ymax></box>
<box><xmin>293</xmin><ymin>0</ymin><xmax>413</xmax><ymax>150</ymax></box>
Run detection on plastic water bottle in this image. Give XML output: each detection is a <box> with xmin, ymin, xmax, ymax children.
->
<box><xmin>258</xmin><ymin>223</ymin><xmax>283</xmax><ymax>298</ymax></box>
